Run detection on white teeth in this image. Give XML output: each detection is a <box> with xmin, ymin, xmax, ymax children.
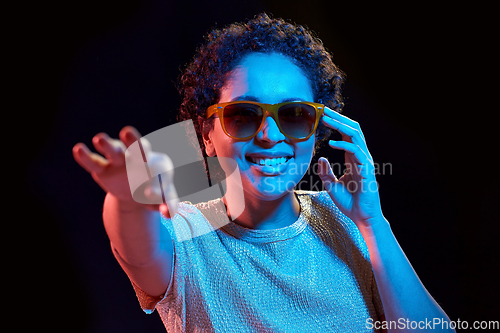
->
<box><xmin>250</xmin><ymin>157</ymin><xmax>291</xmax><ymax>166</ymax></box>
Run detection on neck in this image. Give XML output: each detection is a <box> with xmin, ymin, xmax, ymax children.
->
<box><xmin>223</xmin><ymin>188</ymin><xmax>300</xmax><ymax>230</ymax></box>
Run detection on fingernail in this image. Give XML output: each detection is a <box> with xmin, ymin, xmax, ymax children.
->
<box><xmin>329</xmin><ymin>140</ymin><xmax>336</xmax><ymax>145</ymax></box>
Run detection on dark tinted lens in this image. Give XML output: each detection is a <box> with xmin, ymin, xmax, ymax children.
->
<box><xmin>278</xmin><ymin>103</ymin><xmax>316</xmax><ymax>138</ymax></box>
<box><xmin>223</xmin><ymin>103</ymin><xmax>263</xmax><ymax>138</ymax></box>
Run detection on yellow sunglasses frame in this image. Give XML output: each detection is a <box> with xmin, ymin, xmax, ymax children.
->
<box><xmin>206</xmin><ymin>101</ymin><xmax>325</xmax><ymax>141</ymax></box>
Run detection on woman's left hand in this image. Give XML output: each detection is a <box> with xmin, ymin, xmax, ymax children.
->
<box><xmin>318</xmin><ymin>107</ymin><xmax>385</xmax><ymax>232</ymax></box>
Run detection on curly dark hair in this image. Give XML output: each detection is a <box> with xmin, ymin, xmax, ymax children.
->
<box><xmin>177</xmin><ymin>13</ymin><xmax>344</xmax><ymax>169</ymax></box>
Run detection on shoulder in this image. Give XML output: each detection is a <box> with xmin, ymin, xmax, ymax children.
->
<box><xmin>294</xmin><ymin>189</ymin><xmax>343</xmax><ymax>221</ymax></box>
<box><xmin>160</xmin><ymin>200</ymin><xmax>214</xmax><ymax>242</ymax></box>
<box><xmin>160</xmin><ymin>198</ymin><xmax>229</xmax><ymax>242</ymax></box>
<box><xmin>295</xmin><ymin>189</ymin><xmax>350</xmax><ymax>225</ymax></box>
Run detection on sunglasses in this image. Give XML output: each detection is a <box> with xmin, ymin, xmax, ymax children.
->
<box><xmin>206</xmin><ymin>101</ymin><xmax>325</xmax><ymax>141</ymax></box>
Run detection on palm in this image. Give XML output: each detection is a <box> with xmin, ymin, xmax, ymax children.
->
<box><xmin>90</xmin><ymin>164</ymin><xmax>131</xmax><ymax>201</ymax></box>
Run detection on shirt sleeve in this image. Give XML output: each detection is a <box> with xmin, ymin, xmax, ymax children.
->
<box><xmin>129</xmin><ymin>279</ymin><xmax>169</xmax><ymax>314</ymax></box>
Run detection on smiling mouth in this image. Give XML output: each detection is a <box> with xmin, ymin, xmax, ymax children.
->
<box><xmin>246</xmin><ymin>156</ymin><xmax>293</xmax><ymax>166</ymax></box>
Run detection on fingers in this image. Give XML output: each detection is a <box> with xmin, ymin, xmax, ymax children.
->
<box><xmin>142</xmin><ymin>175</ymin><xmax>179</xmax><ymax>219</ymax></box>
<box><xmin>323</xmin><ymin>113</ymin><xmax>366</xmax><ymax>149</ymax></box>
<box><xmin>158</xmin><ymin>200</ymin><xmax>178</xmax><ymax>219</ymax></box>
<box><xmin>119</xmin><ymin>126</ymin><xmax>153</xmax><ymax>157</ymax></box>
<box><xmin>73</xmin><ymin>125</ymin><xmax>140</xmax><ymax>173</ymax></box>
<box><xmin>159</xmin><ymin>204</ymin><xmax>171</xmax><ymax>218</ymax></box>
<box><xmin>163</xmin><ymin>183</ymin><xmax>179</xmax><ymax>218</ymax></box>
<box><xmin>119</xmin><ymin>126</ymin><xmax>142</xmax><ymax>148</ymax></box>
<box><xmin>318</xmin><ymin>157</ymin><xmax>338</xmax><ymax>180</ymax></box>
<box><xmin>317</xmin><ymin>157</ymin><xmax>338</xmax><ymax>191</ymax></box>
<box><xmin>92</xmin><ymin>133</ymin><xmax>127</xmax><ymax>166</ymax></box>
<box><xmin>323</xmin><ymin>107</ymin><xmax>366</xmax><ymax>141</ymax></box>
<box><xmin>73</xmin><ymin>142</ymin><xmax>109</xmax><ymax>174</ymax></box>
<box><xmin>328</xmin><ymin>140</ymin><xmax>372</xmax><ymax>167</ymax></box>
<box><xmin>322</xmin><ymin>107</ymin><xmax>372</xmax><ymax>161</ymax></box>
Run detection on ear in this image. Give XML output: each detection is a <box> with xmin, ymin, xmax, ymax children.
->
<box><xmin>202</xmin><ymin>121</ymin><xmax>216</xmax><ymax>157</ymax></box>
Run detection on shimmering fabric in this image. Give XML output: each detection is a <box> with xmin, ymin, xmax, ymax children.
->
<box><xmin>131</xmin><ymin>190</ymin><xmax>384</xmax><ymax>332</ymax></box>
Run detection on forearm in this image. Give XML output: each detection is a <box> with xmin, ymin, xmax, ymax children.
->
<box><xmin>103</xmin><ymin>193</ymin><xmax>170</xmax><ymax>267</ymax></box>
<box><xmin>359</xmin><ymin>217</ymin><xmax>454</xmax><ymax>332</ymax></box>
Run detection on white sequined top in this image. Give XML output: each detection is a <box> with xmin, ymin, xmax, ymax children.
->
<box><xmin>128</xmin><ymin>190</ymin><xmax>384</xmax><ymax>332</ymax></box>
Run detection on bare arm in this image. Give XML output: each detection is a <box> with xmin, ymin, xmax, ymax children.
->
<box><xmin>318</xmin><ymin>108</ymin><xmax>454</xmax><ymax>332</ymax></box>
<box><xmin>73</xmin><ymin>126</ymin><xmax>177</xmax><ymax>297</ymax></box>
<box><xmin>103</xmin><ymin>193</ymin><xmax>173</xmax><ymax>296</ymax></box>
<box><xmin>359</xmin><ymin>217</ymin><xmax>450</xmax><ymax>331</ymax></box>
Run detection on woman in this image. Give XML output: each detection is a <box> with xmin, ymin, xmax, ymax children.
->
<box><xmin>73</xmin><ymin>14</ymin><xmax>453</xmax><ymax>332</ymax></box>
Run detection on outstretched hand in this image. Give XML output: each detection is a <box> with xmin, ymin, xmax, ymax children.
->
<box><xmin>72</xmin><ymin>126</ymin><xmax>176</xmax><ymax>217</ymax></box>
<box><xmin>317</xmin><ymin>107</ymin><xmax>385</xmax><ymax>231</ymax></box>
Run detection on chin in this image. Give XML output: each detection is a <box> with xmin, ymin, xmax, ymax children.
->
<box><xmin>247</xmin><ymin>177</ymin><xmax>298</xmax><ymax>200</ymax></box>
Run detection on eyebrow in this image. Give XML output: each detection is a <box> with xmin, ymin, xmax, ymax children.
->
<box><xmin>230</xmin><ymin>95</ymin><xmax>307</xmax><ymax>103</ymax></box>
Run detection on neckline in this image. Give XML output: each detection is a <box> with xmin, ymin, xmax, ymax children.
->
<box><xmin>213</xmin><ymin>192</ymin><xmax>309</xmax><ymax>243</ymax></box>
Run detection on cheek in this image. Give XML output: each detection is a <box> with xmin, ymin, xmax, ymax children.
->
<box><xmin>212</xmin><ymin>135</ymin><xmax>243</xmax><ymax>164</ymax></box>
<box><xmin>209</xmin><ymin>122</ymin><xmax>230</xmax><ymax>156</ymax></box>
<box><xmin>296</xmin><ymin>138</ymin><xmax>316</xmax><ymax>159</ymax></box>
<box><xmin>293</xmin><ymin>142</ymin><xmax>315</xmax><ymax>175</ymax></box>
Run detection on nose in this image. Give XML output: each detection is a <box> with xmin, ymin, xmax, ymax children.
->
<box><xmin>255</xmin><ymin>112</ymin><xmax>286</xmax><ymax>144</ymax></box>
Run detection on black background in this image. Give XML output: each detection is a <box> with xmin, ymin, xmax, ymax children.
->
<box><xmin>15</xmin><ymin>0</ymin><xmax>497</xmax><ymax>331</ymax></box>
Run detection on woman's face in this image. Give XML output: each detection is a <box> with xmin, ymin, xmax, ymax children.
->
<box><xmin>204</xmin><ymin>52</ymin><xmax>316</xmax><ymax>201</ymax></box>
